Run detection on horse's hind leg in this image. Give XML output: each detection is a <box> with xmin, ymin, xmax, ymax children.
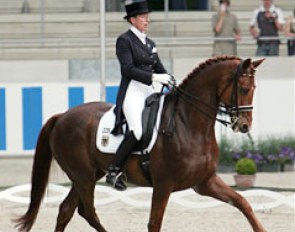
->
<box><xmin>74</xmin><ymin>180</ymin><xmax>107</xmax><ymax>232</ymax></box>
<box><xmin>57</xmin><ymin>155</ymin><xmax>107</xmax><ymax>232</ymax></box>
<box><xmin>197</xmin><ymin>174</ymin><xmax>266</xmax><ymax>232</ymax></box>
<box><xmin>55</xmin><ymin>187</ymin><xmax>79</xmax><ymax>232</ymax></box>
<box><xmin>55</xmin><ymin>170</ymin><xmax>107</xmax><ymax>232</ymax></box>
<box><xmin>72</xmin><ymin>170</ymin><xmax>107</xmax><ymax>232</ymax></box>
<box><xmin>65</xmin><ymin>167</ymin><xmax>106</xmax><ymax>232</ymax></box>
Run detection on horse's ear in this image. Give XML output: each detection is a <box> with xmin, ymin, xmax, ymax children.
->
<box><xmin>241</xmin><ymin>58</ymin><xmax>252</xmax><ymax>70</ymax></box>
<box><xmin>252</xmin><ymin>58</ymin><xmax>265</xmax><ymax>68</ymax></box>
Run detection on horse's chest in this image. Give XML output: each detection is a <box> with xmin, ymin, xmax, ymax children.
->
<box><xmin>176</xmin><ymin>154</ymin><xmax>209</xmax><ymax>175</ymax></box>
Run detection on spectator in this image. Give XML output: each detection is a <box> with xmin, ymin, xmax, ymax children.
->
<box><xmin>284</xmin><ymin>8</ymin><xmax>295</xmax><ymax>56</ymax></box>
<box><xmin>212</xmin><ymin>0</ymin><xmax>241</xmax><ymax>56</ymax></box>
<box><xmin>249</xmin><ymin>0</ymin><xmax>285</xmax><ymax>56</ymax></box>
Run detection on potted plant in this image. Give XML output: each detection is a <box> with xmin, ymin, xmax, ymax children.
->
<box><xmin>234</xmin><ymin>158</ymin><xmax>257</xmax><ymax>188</ymax></box>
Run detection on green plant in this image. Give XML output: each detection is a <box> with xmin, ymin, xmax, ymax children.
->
<box><xmin>235</xmin><ymin>158</ymin><xmax>257</xmax><ymax>175</ymax></box>
<box><xmin>256</xmin><ymin>136</ymin><xmax>295</xmax><ymax>156</ymax></box>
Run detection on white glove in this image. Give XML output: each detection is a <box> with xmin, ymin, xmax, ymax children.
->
<box><xmin>152</xmin><ymin>73</ymin><xmax>172</xmax><ymax>85</ymax></box>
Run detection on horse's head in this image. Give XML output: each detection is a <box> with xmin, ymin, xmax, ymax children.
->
<box><xmin>218</xmin><ymin>58</ymin><xmax>265</xmax><ymax>133</ymax></box>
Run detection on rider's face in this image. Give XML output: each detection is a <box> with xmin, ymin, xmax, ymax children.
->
<box><xmin>130</xmin><ymin>13</ymin><xmax>150</xmax><ymax>33</ymax></box>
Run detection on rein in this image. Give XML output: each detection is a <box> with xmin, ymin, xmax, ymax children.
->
<box><xmin>168</xmin><ymin>61</ymin><xmax>254</xmax><ymax>128</ymax></box>
<box><xmin>172</xmin><ymin>84</ymin><xmax>232</xmax><ymax>127</ymax></box>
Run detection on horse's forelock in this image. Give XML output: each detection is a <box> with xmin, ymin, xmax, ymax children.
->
<box><xmin>180</xmin><ymin>56</ymin><xmax>242</xmax><ymax>89</ymax></box>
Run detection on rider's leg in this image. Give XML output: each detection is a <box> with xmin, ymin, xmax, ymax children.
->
<box><xmin>106</xmin><ymin>131</ymin><xmax>138</xmax><ymax>191</ymax></box>
<box><xmin>106</xmin><ymin>80</ymin><xmax>151</xmax><ymax>191</ymax></box>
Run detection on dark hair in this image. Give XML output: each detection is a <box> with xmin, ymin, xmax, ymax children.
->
<box><xmin>219</xmin><ymin>0</ymin><xmax>230</xmax><ymax>6</ymax></box>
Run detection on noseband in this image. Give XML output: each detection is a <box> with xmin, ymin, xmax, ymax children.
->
<box><xmin>170</xmin><ymin>61</ymin><xmax>254</xmax><ymax>128</ymax></box>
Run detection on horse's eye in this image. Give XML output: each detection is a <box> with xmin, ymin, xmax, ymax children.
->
<box><xmin>239</xmin><ymin>87</ymin><xmax>249</xmax><ymax>95</ymax></box>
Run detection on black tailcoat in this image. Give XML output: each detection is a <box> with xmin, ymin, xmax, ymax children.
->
<box><xmin>111</xmin><ymin>29</ymin><xmax>166</xmax><ymax>135</ymax></box>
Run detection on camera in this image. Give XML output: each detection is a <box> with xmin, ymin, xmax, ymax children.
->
<box><xmin>272</xmin><ymin>11</ymin><xmax>278</xmax><ymax>19</ymax></box>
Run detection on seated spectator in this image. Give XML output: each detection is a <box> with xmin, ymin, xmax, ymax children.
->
<box><xmin>249</xmin><ymin>0</ymin><xmax>285</xmax><ymax>56</ymax></box>
<box><xmin>212</xmin><ymin>0</ymin><xmax>241</xmax><ymax>56</ymax></box>
<box><xmin>284</xmin><ymin>8</ymin><xmax>295</xmax><ymax>56</ymax></box>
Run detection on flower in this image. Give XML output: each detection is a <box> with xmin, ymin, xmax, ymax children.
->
<box><xmin>231</xmin><ymin>146</ymin><xmax>295</xmax><ymax>166</ymax></box>
<box><xmin>219</xmin><ymin>136</ymin><xmax>295</xmax><ymax>167</ymax></box>
<box><xmin>232</xmin><ymin>152</ymin><xmax>241</xmax><ymax>161</ymax></box>
<box><xmin>266</xmin><ymin>154</ymin><xmax>277</xmax><ymax>163</ymax></box>
<box><xmin>232</xmin><ymin>151</ymin><xmax>264</xmax><ymax>165</ymax></box>
<box><xmin>276</xmin><ymin>147</ymin><xmax>295</xmax><ymax>164</ymax></box>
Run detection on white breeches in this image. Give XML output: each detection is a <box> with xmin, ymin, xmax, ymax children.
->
<box><xmin>123</xmin><ymin>80</ymin><xmax>154</xmax><ymax>141</ymax></box>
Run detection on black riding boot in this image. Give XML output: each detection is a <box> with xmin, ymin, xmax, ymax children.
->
<box><xmin>106</xmin><ymin>131</ymin><xmax>138</xmax><ymax>191</ymax></box>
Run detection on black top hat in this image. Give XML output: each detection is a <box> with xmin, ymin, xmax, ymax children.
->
<box><xmin>123</xmin><ymin>0</ymin><xmax>150</xmax><ymax>19</ymax></box>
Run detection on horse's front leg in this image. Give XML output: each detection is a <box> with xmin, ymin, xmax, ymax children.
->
<box><xmin>148</xmin><ymin>187</ymin><xmax>171</xmax><ymax>232</ymax></box>
<box><xmin>197</xmin><ymin>174</ymin><xmax>266</xmax><ymax>232</ymax></box>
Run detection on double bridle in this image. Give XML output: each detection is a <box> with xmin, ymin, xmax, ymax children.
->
<box><xmin>169</xmin><ymin>61</ymin><xmax>254</xmax><ymax>128</ymax></box>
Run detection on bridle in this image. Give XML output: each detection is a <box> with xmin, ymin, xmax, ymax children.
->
<box><xmin>217</xmin><ymin>62</ymin><xmax>254</xmax><ymax>128</ymax></box>
<box><xmin>168</xmin><ymin>61</ymin><xmax>254</xmax><ymax>128</ymax></box>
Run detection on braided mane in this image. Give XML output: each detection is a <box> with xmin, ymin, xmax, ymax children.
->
<box><xmin>179</xmin><ymin>56</ymin><xmax>242</xmax><ymax>89</ymax></box>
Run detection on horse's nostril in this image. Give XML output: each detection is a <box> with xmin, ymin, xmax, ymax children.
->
<box><xmin>242</xmin><ymin>124</ymin><xmax>249</xmax><ymax>132</ymax></box>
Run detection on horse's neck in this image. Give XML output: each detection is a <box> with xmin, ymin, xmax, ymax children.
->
<box><xmin>175</xmin><ymin>72</ymin><xmax>220</xmax><ymax>135</ymax></box>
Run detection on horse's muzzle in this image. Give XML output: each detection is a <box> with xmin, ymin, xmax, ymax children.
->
<box><xmin>231</xmin><ymin>116</ymin><xmax>251</xmax><ymax>133</ymax></box>
<box><xmin>239</xmin><ymin>123</ymin><xmax>249</xmax><ymax>133</ymax></box>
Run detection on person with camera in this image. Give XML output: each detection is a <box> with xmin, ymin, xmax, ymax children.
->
<box><xmin>284</xmin><ymin>7</ymin><xmax>295</xmax><ymax>56</ymax></box>
<box><xmin>212</xmin><ymin>0</ymin><xmax>241</xmax><ymax>56</ymax></box>
<box><xmin>249</xmin><ymin>0</ymin><xmax>284</xmax><ymax>56</ymax></box>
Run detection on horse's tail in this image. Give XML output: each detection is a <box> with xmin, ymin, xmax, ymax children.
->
<box><xmin>14</xmin><ymin>114</ymin><xmax>60</xmax><ymax>232</ymax></box>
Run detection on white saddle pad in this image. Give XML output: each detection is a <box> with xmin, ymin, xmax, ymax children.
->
<box><xmin>96</xmin><ymin>96</ymin><xmax>165</xmax><ymax>154</ymax></box>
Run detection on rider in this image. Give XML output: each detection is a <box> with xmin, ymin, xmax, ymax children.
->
<box><xmin>105</xmin><ymin>0</ymin><xmax>173</xmax><ymax>191</ymax></box>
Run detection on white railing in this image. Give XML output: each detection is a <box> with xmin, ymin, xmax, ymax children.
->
<box><xmin>0</xmin><ymin>184</ymin><xmax>294</xmax><ymax>210</ymax></box>
<box><xmin>0</xmin><ymin>36</ymin><xmax>292</xmax><ymax>48</ymax></box>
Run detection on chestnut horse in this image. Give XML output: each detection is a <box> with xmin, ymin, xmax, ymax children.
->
<box><xmin>15</xmin><ymin>56</ymin><xmax>265</xmax><ymax>232</ymax></box>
